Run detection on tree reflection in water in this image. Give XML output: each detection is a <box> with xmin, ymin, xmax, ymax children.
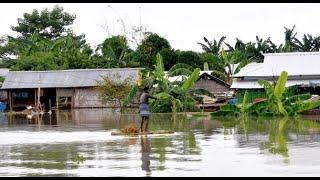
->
<box><xmin>214</xmin><ymin>115</ymin><xmax>320</xmax><ymax>163</ymax></box>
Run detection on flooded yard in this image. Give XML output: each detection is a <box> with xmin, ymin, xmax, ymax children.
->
<box><xmin>0</xmin><ymin>109</ymin><xmax>320</xmax><ymax>176</ymax></box>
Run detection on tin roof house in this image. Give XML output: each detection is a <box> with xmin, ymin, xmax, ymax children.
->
<box><xmin>231</xmin><ymin>52</ymin><xmax>320</xmax><ymax>94</ymax></box>
<box><xmin>167</xmin><ymin>71</ymin><xmax>231</xmax><ymax>98</ymax></box>
<box><xmin>0</xmin><ymin>68</ymin><xmax>141</xmax><ymax>111</ymax></box>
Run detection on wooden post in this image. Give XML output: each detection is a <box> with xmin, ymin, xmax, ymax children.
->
<box><xmin>34</xmin><ymin>89</ymin><xmax>37</xmax><ymax>108</ymax></box>
<box><xmin>49</xmin><ymin>99</ymin><xmax>51</xmax><ymax>111</ymax></box>
<box><xmin>56</xmin><ymin>88</ymin><xmax>59</xmax><ymax>125</ymax></box>
<box><xmin>56</xmin><ymin>88</ymin><xmax>59</xmax><ymax>110</ymax></box>
<box><xmin>9</xmin><ymin>90</ymin><xmax>12</xmax><ymax>113</ymax></box>
<box><xmin>37</xmin><ymin>87</ymin><xmax>41</xmax><ymax>112</ymax></box>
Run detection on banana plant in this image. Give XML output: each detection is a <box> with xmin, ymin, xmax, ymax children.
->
<box><xmin>212</xmin><ymin>71</ymin><xmax>320</xmax><ymax>117</ymax></box>
<box><xmin>123</xmin><ymin>53</ymin><xmax>213</xmax><ymax>113</ymax></box>
<box><xmin>258</xmin><ymin>71</ymin><xmax>288</xmax><ymax>116</ymax></box>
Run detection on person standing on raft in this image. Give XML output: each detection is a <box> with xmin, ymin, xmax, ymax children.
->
<box><xmin>139</xmin><ymin>87</ymin><xmax>157</xmax><ymax>133</ymax></box>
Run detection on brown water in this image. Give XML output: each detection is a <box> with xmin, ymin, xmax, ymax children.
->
<box><xmin>0</xmin><ymin>109</ymin><xmax>320</xmax><ymax>177</ymax></box>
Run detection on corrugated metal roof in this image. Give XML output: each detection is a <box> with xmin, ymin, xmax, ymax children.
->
<box><xmin>198</xmin><ymin>72</ymin><xmax>230</xmax><ymax>87</ymax></box>
<box><xmin>0</xmin><ymin>68</ymin><xmax>9</xmax><ymax>77</ymax></box>
<box><xmin>234</xmin><ymin>52</ymin><xmax>320</xmax><ymax>77</ymax></box>
<box><xmin>166</xmin><ymin>71</ymin><xmax>212</xmax><ymax>83</ymax></box>
<box><xmin>231</xmin><ymin>78</ymin><xmax>320</xmax><ymax>89</ymax></box>
<box><xmin>1</xmin><ymin>68</ymin><xmax>142</xmax><ymax>89</ymax></box>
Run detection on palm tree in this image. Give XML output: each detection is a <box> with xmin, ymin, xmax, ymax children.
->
<box><xmin>281</xmin><ymin>25</ymin><xmax>298</xmax><ymax>52</ymax></box>
<box><xmin>197</xmin><ymin>36</ymin><xmax>226</xmax><ymax>55</ymax></box>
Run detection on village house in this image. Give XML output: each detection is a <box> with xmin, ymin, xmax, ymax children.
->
<box><xmin>231</xmin><ymin>52</ymin><xmax>320</xmax><ymax>101</ymax></box>
<box><xmin>0</xmin><ymin>68</ymin><xmax>142</xmax><ymax>111</ymax></box>
<box><xmin>167</xmin><ymin>71</ymin><xmax>231</xmax><ymax>99</ymax></box>
<box><xmin>0</xmin><ymin>68</ymin><xmax>10</xmax><ymax>112</ymax></box>
<box><xmin>194</xmin><ymin>71</ymin><xmax>231</xmax><ymax>99</ymax></box>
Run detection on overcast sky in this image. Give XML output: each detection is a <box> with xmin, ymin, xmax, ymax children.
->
<box><xmin>1</xmin><ymin>3</ymin><xmax>320</xmax><ymax>52</ymax></box>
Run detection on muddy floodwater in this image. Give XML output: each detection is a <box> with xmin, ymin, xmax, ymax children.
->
<box><xmin>1</xmin><ymin>108</ymin><xmax>320</xmax><ymax>177</ymax></box>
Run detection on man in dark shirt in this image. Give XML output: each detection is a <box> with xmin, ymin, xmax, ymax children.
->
<box><xmin>139</xmin><ymin>87</ymin><xmax>157</xmax><ymax>133</ymax></box>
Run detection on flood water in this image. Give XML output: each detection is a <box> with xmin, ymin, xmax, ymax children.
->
<box><xmin>1</xmin><ymin>108</ymin><xmax>320</xmax><ymax>177</ymax></box>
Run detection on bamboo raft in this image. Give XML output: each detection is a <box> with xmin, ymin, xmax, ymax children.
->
<box><xmin>111</xmin><ymin>130</ymin><xmax>175</xmax><ymax>136</ymax></box>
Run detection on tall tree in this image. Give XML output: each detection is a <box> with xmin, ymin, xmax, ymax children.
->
<box><xmin>135</xmin><ymin>33</ymin><xmax>171</xmax><ymax>69</ymax></box>
<box><xmin>96</xmin><ymin>35</ymin><xmax>133</xmax><ymax>68</ymax></box>
<box><xmin>280</xmin><ymin>25</ymin><xmax>298</xmax><ymax>52</ymax></box>
<box><xmin>10</xmin><ymin>32</ymin><xmax>93</xmax><ymax>71</ymax></box>
<box><xmin>197</xmin><ymin>36</ymin><xmax>226</xmax><ymax>55</ymax></box>
<box><xmin>11</xmin><ymin>5</ymin><xmax>76</xmax><ymax>40</ymax></box>
<box><xmin>176</xmin><ymin>50</ymin><xmax>203</xmax><ymax>69</ymax></box>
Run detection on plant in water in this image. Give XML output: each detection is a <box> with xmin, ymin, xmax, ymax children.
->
<box><xmin>72</xmin><ymin>153</ymin><xmax>86</xmax><ymax>164</ymax></box>
<box><xmin>96</xmin><ymin>73</ymin><xmax>134</xmax><ymax>108</ymax></box>
<box><xmin>212</xmin><ymin>71</ymin><xmax>320</xmax><ymax>117</ymax></box>
<box><xmin>124</xmin><ymin>53</ymin><xmax>214</xmax><ymax>113</ymax></box>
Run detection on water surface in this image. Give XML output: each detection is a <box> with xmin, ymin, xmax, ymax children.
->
<box><xmin>0</xmin><ymin>109</ymin><xmax>320</xmax><ymax>177</ymax></box>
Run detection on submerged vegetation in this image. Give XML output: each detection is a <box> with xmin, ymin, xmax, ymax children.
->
<box><xmin>212</xmin><ymin>71</ymin><xmax>320</xmax><ymax>117</ymax></box>
<box><xmin>1</xmin><ymin>6</ymin><xmax>320</xmax><ymax>115</ymax></box>
<box><xmin>214</xmin><ymin>114</ymin><xmax>320</xmax><ymax>160</ymax></box>
<box><xmin>123</xmin><ymin>53</ymin><xmax>213</xmax><ymax>113</ymax></box>
<box><xmin>96</xmin><ymin>75</ymin><xmax>133</xmax><ymax>108</ymax></box>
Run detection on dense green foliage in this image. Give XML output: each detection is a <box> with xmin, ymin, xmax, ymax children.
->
<box><xmin>123</xmin><ymin>53</ymin><xmax>213</xmax><ymax>113</ymax></box>
<box><xmin>96</xmin><ymin>75</ymin><xmax>133</xmax><ymax>107</ymax></box>
<box><xmin>11</xmin><ymin>5</ymin><xmax>75</xmax><ymax>40</ymax></box>
<box><xmin>1</xmin><ymin>6</ymin><xmax>319</xmax><ymax>78</ymax></box>
<box><xmin>1</xmin><ymin>6</ymin><xmax>320</xmax><ymax>114</ymax></box>
<box><xmin>212</xmin><ymin>71</ymin><xmax>320</xmax><ymax>117</ymax></box>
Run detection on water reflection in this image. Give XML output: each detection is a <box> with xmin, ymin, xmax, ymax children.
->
<box><xmin>213</xmin><ymin>115</ymin><xmax>320</xmax><ymax>163</ymax></box>
<box><xmin>140</xmin><ymin>136</ymin><xmax>151</xmax><ymax>176</ymax></box>
<box><xmin>1</xmin><ymin>109</ymin><xmax>320</xmax><ymax>176</ymax></box>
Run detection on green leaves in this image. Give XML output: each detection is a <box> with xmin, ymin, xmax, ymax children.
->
<box><xmin>168</xmin><ymin>63</ymin><xmax>193</xmax><ymax>77</ymax></box>
<box><xmin>142</xmin><ymin>53</ymin><xmax>207</xmax><ymax>113</ymax></box>
<box><xmin>11</xmin><ymin>5</ymin><xmax>75</xmax><ymax>39</ymax></box>
<box><xmin>154</xmin><ymin>53</ymin><xmax>166</xmax><ymax>81</ymax></box>
<box><xmin>97</xmin><ymin>74</ymin><xmax>133</xmax><ymax>107</ymax></box>
<box><xmin>181</xmin><ymin>68</ymin><xmax>200</xmax><ymax>91</ymax></box>
<box><xmin>214</xmin><ymin>71</ymin><xmax>320</xmax><ymax>117</ymax></box>
<box><xmin>274</xmin><ymin>71</ymin><xmax>288</xmax><ymax>99</ymax></box>
<box><xmin>203</xmin><ymin>62</ymin><xmax>209</xmax><ymax>71</ymax></box>
<box><xmin>122</xmin><ymin>85</ymin><xmax>139</xmax><ymax>106</ymax></box>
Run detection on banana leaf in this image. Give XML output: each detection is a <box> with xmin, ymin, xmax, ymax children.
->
<box><xmin>283</xmin><ymin>94</ymin><xmax>311</xmax><ymax>106</ymax></box>
<box><xmin>122</xmin><ymin>85</ymin><xmax>139</xmax><ymax>106</ymax></box>
<box><xmin>181</xmin><ymin>68</ymin><xmax>200</xmax><ymax>91</ymax></box>
<box><xmin>296</xmin><ymin>100</ymin><xmax>320</xmax><ymax>113</ymax></box>
<box><xmin>258</xmin><ymin>79</ymin><xmax>274</xmax><ymax>98</ymax></box>
<box><xmin>274</xmin><ymin>71</ymin><xmax>288</xmax><ymax>99</ymax></box>
<box><xmin>168</xmin><ymin>68</ymin><xmax>192</xmax><ymax>77</ymax></box>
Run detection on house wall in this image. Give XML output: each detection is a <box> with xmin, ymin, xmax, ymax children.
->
<box><xmin>73</xmin><ymin>87</ymin><xmax>120</xmax><ymax>108</ymax></box>
<box><xmin>56</xmin><ymin>88</ymin><xmax>74</xmax><ymax>108</ymax></box>
<box><xmin>0</xmin><ymin>90</ymin><xmax>7</xmax><ymax>100</ymax></box>
<box><xmin>57</xmin><ymin>88</ymin><xmax>73</xmax><ymax>97</ymax></box>
<box><xmin>194</xmin><ymin>79</ymin><xmax>230</xmax><ymax>96</ymax></box>
<box><xmin>4</xmin><ymin>86</ymin><xmax>138</xmax><ymax>109</ymax></box>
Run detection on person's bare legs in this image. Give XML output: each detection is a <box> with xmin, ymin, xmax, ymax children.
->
<box><xmin>141</xmin><ymin>116</ymin><xmax>148</xmax><ymax>133</ymax></box>
<box><xmin>144</xmin><ymin>117</ymin><xmax>149</xmax><ymax>133</ymax></box>
<box><xmin>140</xmin><ymin>116</ymin><xmax>145</xmax><ymax>133</ymax></box>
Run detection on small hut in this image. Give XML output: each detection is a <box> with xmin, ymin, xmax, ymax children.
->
<box><xmin>0</xmin><ymin>68</ymin><xmax>142</xmax><ymax>111</ymax></box>
<box><xmin>194</xmin><ymin>71</ymin><xmax>231</xmax><ymax>99</ymax></box>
